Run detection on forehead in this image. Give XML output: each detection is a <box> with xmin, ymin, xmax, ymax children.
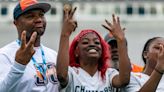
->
<box><xmin>80</xmin><ymin>32</ymin><xmax>99</xmax><ymax>40</ymax></box>
<box><xmin>18</xmin><ymin>9</ymin><xmax>44</xmax><ymax>19</ymax></box>
<box><xmin>15</xmin><ymin>9</ymin><xmax>44</xmax><ymax>20</ymax></box>
<box><xmin>150</xmin><ymin>38</ymin><xmax>164</xmax><ymax>46</ymax></box>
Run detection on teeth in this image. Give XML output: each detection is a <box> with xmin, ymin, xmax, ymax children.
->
<box><xmin>89</xmin><ymin>49</ymin><xmax>97</xmax><ymax>53</ymax></box>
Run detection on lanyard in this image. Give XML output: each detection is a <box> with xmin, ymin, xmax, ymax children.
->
<box><xmin>16</xmin><ymin>39</ymin><xmax>47</xmax><ymax>81</ymax></box>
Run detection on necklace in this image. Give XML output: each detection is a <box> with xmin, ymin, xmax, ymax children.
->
<box><xmin>16</xmin><ymin>39</ymin><xmax>47</xmax><ymax>82</ymax></box>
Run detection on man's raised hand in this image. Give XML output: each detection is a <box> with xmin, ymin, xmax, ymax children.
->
<box><xmin>15</xmin><ymin>31</ymin><xmax>37</xmax><ymax>65</ymax></box>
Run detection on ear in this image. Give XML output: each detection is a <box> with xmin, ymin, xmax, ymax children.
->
<box><xmin>13</xmin><ymin>20</ymin><xmax>19</xmax><ymax>26</ymax></box>
<box><xmin>13</xmin><ymin>20</ymin><xmax>16</xmax><ymax>25</ymax></box>
<box><xmin>74</xmin><ymin>46</ymin><xmax>79</xmax><ymax>57</ymax></box>
<box><xmin>143</xmin><ymin>51</ymin><xmax>148</xmax><ymax>59</ymax></box>
<box><xmin>13</xmin><ymin>20</ymin><xmax>21</xmax><ymax>31</ymax></box>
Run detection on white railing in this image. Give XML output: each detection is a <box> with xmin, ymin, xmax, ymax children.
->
<box><xmin>1</xmin><ymin>1</ymin><xmax>164</xmax><ymax>22</ymax></box>
<box><xmin>73</xmin><ymin>2</ymin><xmax>164</xmax><ymax>22</ymax></box>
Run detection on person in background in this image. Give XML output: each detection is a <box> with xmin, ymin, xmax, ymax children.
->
<box><xmin>0</xmin><ymin>0</ymin><xmax>59</xmax><ymax>92</ymax></box>
<box><xmin>56</xmin><ymin>3</ymin><xmax>131</xmax><ymax>91</ymax></box>
<box><xmin>121</xmin><ymin>37</ymin><xmax>164</xmax><ymax>92</ymax></box>
<box><xmin>104</xmin><ymin>33</ymin><xmax>143</xmax><ymax>72</ymax></box>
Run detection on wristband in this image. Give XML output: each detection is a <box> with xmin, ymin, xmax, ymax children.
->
<box><xmin>155</xmin><ymin>68</ymin><xmax>163</xmax><ymax>75</ymax></box>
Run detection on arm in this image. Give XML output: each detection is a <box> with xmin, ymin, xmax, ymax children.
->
<box><xmin>139</xmin><ymin>44</ymin><xmax>164</xmax><ymax>92</ymax></box>
<box><xmin>102</xmin><ymin>14</ymin><xmax>131</xmax><ymax>87</ymax></box>
<box><xmin>138</xmin><ymin>70</ymin><xmax>162</xmax><ymax>92</ymax></box>
<box><xmin>56</xmin><ymin>4</ymin><xmax>77</xmax><ymax>88</ymax></box>
<box><xmin>0</xmin><ymin>31</ymin><xmax>37</xmax><ymax>91</ymax></box>
<box><xmin>0</xmin><ymin>55</ymin><xmax>26</xmax><ymax>92</ymax></box>
<box><xmin>113</xmin><ymin>36</ymin><xmax>131</xmax><ymax>87</ymax></box>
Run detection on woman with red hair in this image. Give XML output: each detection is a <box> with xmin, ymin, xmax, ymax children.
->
<box><xmin>57</xmin><ymin>5</ymin><xmax>131</xmax><ymax>92</ymax></box>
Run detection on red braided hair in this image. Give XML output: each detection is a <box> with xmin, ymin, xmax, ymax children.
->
<box><xmin>69</xmin><ymin>29</ymin><xmax>111</xmax><ymax>79</ymax></box>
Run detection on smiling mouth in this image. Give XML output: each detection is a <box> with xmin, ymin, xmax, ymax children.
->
<box><xmin>88</xmin><ymin>49</ymin><xmax>99</xmax><ymax>55</ymax></box>
<box><xmin>88</xmin><ymin>49</ymin><xmax>97</xmax><ymax>53</ymax></box>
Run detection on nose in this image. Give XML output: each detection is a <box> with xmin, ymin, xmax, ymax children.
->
<box><xmin>88</xmin><ymin>41</ymin><xmax>96</xmax><ymax>47</ymax></box>
<box><xmin>88</xmin><ymin>43</ymin><xmax>95</xmax><ymax>47</ymax></box>
<box><xmin>34</xmin><ymin>16</ymin><xmax>43</xmax><ymax>23</ymax></box>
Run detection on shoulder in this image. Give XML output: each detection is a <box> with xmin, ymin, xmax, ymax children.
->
<box><xmin>120</xmin><ymin>72</ymin><xmax>145</xmax><ymax>92</ymax></box>
<box><xmin>106</xmin><ymin>68</ymin><xmax>119</xmax><ymax>75</ymax></box>
<box><xmin>0</xmin><ymin>41</ymin><xmax>18</xmax><ymax>63</ymax></box>
<box><xmin>106</xmin><ymin>68</ymin><xmax>119</xmax><ymax>81</ymax></box>
<box><xmin>0</xmin><ymin>41</ymin><xmax>18</xmax><ymax>56</ymax></box>
<box><xmin>42</xmin><ymin>45</ymin><xmax>57</xmax><ymax>55</ymax></box>
<box><xmin>41</xmin><ymin>45</ymin><xmax>58</xmax><ymax>64</ymax></box>
<box><xmin>130</xmin><ymin>72</ymin><xmax>149</xmax><ymax>87</ymax></box>
<box><xmin>68</xmin><ymin>66</ymin><xmax>79</xmax><ymax>74</ymax></box>
<box><xmin>131</xmin><ymin>72</ymin><xmax>149</xmax><ymax>79</ymax></box>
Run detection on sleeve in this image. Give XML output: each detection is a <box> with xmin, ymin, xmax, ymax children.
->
<box><xmin>107</xmin><ymin>68</ymin><xmax>119</xmax><ymax>85</ymax></box>
<box><xmin>0</xmin><ymin>54</ymin><xmax>26</xmax><ymax>92</ymax></box>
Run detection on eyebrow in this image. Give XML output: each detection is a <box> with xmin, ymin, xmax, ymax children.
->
<box><xmin>81</xmin><ymin>37</ymin><xmax>99</xmax><ymax>40</ymax></box>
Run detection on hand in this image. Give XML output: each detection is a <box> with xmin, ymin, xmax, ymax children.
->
<box><xmin>156</xmin><ymin>44</ymin><xmax>164</xmax><ymax>73</ymax></box>
<box><xmin>61</xmin><ymin>4</ymin><xmax>77</xmax><ymax>36</ymax></box>
<box><xmin>102</xmin><ymin>14</ymin><xmax>125</xmax><ymax>42</ymax></box>
<box><xmin>15</xmin><ymin>31</ymin><xmax>37</xmax><ymax>65</ymax></box>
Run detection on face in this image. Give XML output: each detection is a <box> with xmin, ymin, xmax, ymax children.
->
<box><xmin>14</xmin><ymin>9</ymin><xmax>46</xmax><ymax>40</ymax></box>
<box><xmin>108</xmin><ymin>40</ymin><xmax>119</xmax><ymax>61</ymax></box>
<box><xmin>145</xmin><ymin>38</ymin><xmax>164</xmax><ymax>68</ymax></box>
<box><xmin>108</xmin><ymin>40</ymin><xmax>119</xmax><ymax>69</ymax></box>
<box><xmin>76</xmin><ymin>32</ymin><xmax>102</xmax><ymax>61</ymax></box>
